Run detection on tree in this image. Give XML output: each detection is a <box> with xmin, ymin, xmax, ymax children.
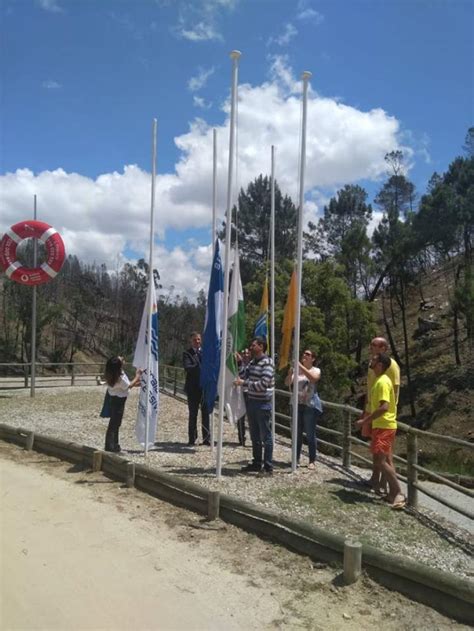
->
<box><xmin>304</xmin><ymin>184</ymin><xmax>373</xmax><ymax>299</ymax></box>
<box><xmin>219</xmin><ymin>175</ymin><xmax>297</xmax><ymax>284</ymax></box>
<box><xmin>416</xmin><ymin>155</ymin><xmax>474</xmax><ymax>355</ymax></box>
<box><xmin>372</xmin><ymin>151</ymin><xmax>418</xmax><ymax>417</ymax></box>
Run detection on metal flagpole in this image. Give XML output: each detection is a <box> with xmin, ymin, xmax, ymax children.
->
<box><xmin>212</xmin><ymin>128</ymin><xmax>217</xmax><ymax>258</ymax></box>
<box><xmin>30</xmin><ymin>194</ymin><xmax>37</xmax><ymax>398</ymax></box>
<box><xmin>291</xmin><ymin>71</ymin><xmax>311</xmax><ymax>473</ymax></box>
<box><xmin>217</xmin><ymin>50</ymin><xmax>241</xmax><ymax>479</ymax></box>
<box><xmin>145</xmin><ymin>118</ymin><xmax>157</xmax><ymax>457</ymax></box>
<box><xmin>210</xmin><ymin>128</ymin><xmax>218</xmax><ymax>453</ymax></box>
<box><xmin>270</xmin><ymin>146</ymin><xmax>276</xmax><ymax>443</ymax></box>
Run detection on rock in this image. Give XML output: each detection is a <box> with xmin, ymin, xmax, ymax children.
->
<box><xmin>342</xmin><ymin>613</ymin><xmax>352</xmax><ymax>620</ymax></box>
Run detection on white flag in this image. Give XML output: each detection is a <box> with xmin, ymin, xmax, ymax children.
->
<box><xmin>133</xmin><ymin>280</ymin><xmax>159</xmax><ymax>448</ymax></box>
<box><xmin>224</xmin><ymin>249</ymin><xmax>246</xmax><ymax>423</ymax></box>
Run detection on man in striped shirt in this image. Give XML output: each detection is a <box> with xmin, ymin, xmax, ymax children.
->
<box><xmin>235</xmin><ymin>336</ymin><xmax>275</xmax><ymax>475</ymax></box>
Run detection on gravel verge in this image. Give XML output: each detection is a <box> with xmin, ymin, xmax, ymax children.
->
<box><xmin>1</xmin><ymin>385</ymin><xmax>473</xmax><ymax>582</ymax></box>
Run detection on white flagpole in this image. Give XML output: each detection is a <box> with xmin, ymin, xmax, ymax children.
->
<box><xmin>145</xmin><ymin>118</ymin><xmax>157</xmax><ymax>457</ymax></box>
<box><xmin>291</xmin><ymin>71</ymin><xmax>311</xmax><ymax>473</ymax></box>
<box><xmin>30</xmin><ymin>194</ymin><xmax>37</xmax><ymax>399</ymax></box>
<box><xmin>212</xmin><ymin>128</ymin><xmax>217</xmax><ymax>258</ymax></box>
<box><xmin>270</xmin><ymin>146</ymin><xmax>276</xmax><ymax>444</ymax></box>
<box><xmin>217</xmin><ymin>50</ymin><xmax>241</xmax><ymax>479</ymax></box>
<box><xmin>211</xmin><ymin>128</ymin><xmax>218</xmax><ymax>454</ymax></box>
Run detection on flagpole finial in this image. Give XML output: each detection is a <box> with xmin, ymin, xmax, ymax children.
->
<box><xmin>230</xmin><ymin>50</ymin><xmax>242</xmax><ymax>60</ymax></box>
<box><xmin>302</xmin><ymin>71</ymin><xmax>312</xmax><ymax>81</ymax></box>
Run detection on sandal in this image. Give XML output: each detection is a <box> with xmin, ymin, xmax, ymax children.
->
<box><xmin>391</xmin><ymin>495</ymin><xmax>406</xmax><ymax>510</ymax></box>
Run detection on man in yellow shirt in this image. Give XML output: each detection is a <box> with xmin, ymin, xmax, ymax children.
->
<box><xmin>358</xmin><ymin>337</ymin><xmax>400</xmax><ymax>491</ymax></box>
<box><xmin>359</xmin><ymin>353</ymin><xmax>405</xmax><ymax>508</ymax></box>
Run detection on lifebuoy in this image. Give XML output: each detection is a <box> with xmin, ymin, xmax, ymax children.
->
<box><xmin>0</xmin><ymin>220</ymin><xmax>66</xmax><ymax>286</ymax></box>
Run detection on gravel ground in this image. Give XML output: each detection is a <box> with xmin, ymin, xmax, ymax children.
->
<box><xmin>1</xmin><ymin>385</ymin><xmax>473</xmax><ymax>582</ymax></box>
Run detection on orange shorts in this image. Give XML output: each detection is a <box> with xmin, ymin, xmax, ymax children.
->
<box><xmin>370</xmin><ymin>429</ymin><xmax>396</xmax><ymax>455</ymax></box>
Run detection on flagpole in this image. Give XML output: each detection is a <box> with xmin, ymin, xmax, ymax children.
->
<box><xmin>212</xmin><ymin>128</ymin><xmax>217</xmax><ymax>258</ymax></box>
<box><xmin>145</xmin><ymin>118</ymin><xmax>157</xmax><ymax>457</ymax></box>
<box><xmin>217</xmin><ymin>50</ymin><xmax>241</xmax><ymax>479</ymax></box>
<box><xmin>270</xmin><ymin>146</ymin><xmax>276</xmax><ymax>444</ymax></box>
<box><xmin>30</xmin><ymin>194</ymin><xmax>37</xmax><ymax>399</ymax></box>
<box><xmin>291</xmin><ymin>71</ymin><xmax>311</xmax><ymax>473</ymax></box>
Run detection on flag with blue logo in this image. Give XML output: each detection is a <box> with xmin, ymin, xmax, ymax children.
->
<box><xmin>200</xmin><ymin>239</ymin><xmax>224</xmax><ymax>411</ymax></box>
<box><xmin>133</xmin><ymin>279</ymin><xmax>159</xmax><ymax>448</ymax></box>
<box><xmin>254</xmin><ymin>276</ymin><xmax>269</xmax><ymax>341</ymax></box>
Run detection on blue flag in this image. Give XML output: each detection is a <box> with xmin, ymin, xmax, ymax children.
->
<box><xmin>200</xmin><ymin>239</ymin><xmax>224</xmax><ymax>411</ymax></box>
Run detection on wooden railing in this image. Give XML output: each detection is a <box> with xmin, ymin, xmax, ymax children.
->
<box><xmin>1</xmin><ymin>361</ymin><xmax>472</xmax><ymax>520</ymax></box>
<box><xmin>159</xmin><ymin>364</ymin><xmax>474</xmax><ymax>521</ymax></box>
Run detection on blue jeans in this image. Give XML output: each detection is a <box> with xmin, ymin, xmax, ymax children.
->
<box><xmin>246</xmin><ymin>398</ymin><xmax>273</xmax><ymax>471</ymax></box>
<box><xmin>297</xmin><ymin>404</ymin><xmax>321</xmax><ymax>463</ymax></box>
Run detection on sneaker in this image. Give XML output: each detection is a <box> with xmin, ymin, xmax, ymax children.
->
<box><xmin>240</xmin><ymin>463</ymin><xmax>262</xmax><ymax>473</ymax></box>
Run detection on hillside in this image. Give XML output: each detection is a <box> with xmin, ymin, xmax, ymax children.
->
<box><xmin>357</xmin><ymin>262</ymin><xmax>473</xmax><ymax>475</ymax></box>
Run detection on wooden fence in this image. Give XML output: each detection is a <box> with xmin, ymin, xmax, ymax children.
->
<box><xmin>1</xmin><ymin>361</ymin><xmax>473</xmax><ymax>521</ymax></box>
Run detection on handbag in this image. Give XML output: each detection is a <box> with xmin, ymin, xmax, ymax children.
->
<box><xmin>307</xmin><ymin>391</ymin><xmax>323</xmax><ymax>413</ymax></box>
<box><xmin>100</xmin><ymin>391</ymin><xmax>111</xmax><ymax>418</ymax></box>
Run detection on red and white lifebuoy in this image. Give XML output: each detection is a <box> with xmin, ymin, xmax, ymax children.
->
<box><xmin>0</xmin><ymin>220</ymin><xmax>66</xmax><ymax>286</ymax></box>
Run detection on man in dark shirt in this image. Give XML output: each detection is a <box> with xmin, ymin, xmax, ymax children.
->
<box><xmin>183</xmin><ymin>332</ymin><xmax>210</xmax><ymax>446</ymax></box>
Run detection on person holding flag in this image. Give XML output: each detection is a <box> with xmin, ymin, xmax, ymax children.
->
<box><xmin>235</xmin><ymin>336</ymin><xmax>275</xmax><ymax>475</ymax></box>
<box><xmin>103</xmin><ymin>356</ymin><xmax>142</xmax><ymax>452</ymax></box>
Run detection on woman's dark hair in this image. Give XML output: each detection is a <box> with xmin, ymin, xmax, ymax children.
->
<box><xmin>105</xmin><ymin>356</ymin><xmax>123</xmax><ymax>387</ymax></box>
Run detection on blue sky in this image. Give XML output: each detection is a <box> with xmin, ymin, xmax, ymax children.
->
<box><xmin>1</xmin><ymin>0</ymin><xmax>472</xmax><ymax>299</ymax></box>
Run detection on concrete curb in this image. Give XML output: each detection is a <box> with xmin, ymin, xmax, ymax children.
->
<box><xmin>0</xmin><ymin>423</ymin><xmax>472</xmax><ymax>624</ymax></box>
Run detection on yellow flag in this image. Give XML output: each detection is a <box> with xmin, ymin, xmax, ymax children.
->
<box><xmin>278</xmin><ymin>269</ymin><xmax>297</xmax><ymax>370</ymax></box>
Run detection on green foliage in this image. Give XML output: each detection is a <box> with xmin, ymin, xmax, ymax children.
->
<box><xmin>219</xmin><ymin>174</ymin><xmax>297</xmax><ymax>284</ymax></box>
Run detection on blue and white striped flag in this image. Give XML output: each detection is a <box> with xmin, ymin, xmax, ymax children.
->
<box><xmin>201</xmin><ymin>239</ymin><xmax>224</xmax><ymax>411</ymax></box>
<box><xmin>133</xmin><ymin>279</ymin><xmax>159</xmax><ymax>448</ymax></box>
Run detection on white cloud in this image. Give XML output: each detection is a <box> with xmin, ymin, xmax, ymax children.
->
<box><xmin>193</xmin><ymin>96</ymin><xmax>212</xmax><ymax>109</ymax></box>
<box><xmin>1</xmin><ymin>57</ymin><xmax>408</xmax><ymax>300</ymax></box>
<box><xmin>296</xmin><ymin>0</ymin><xmax>324</xmax><ymax>24</ymax></box>
<box><xmin>174</xmin><ymin>0</ymin><xmax>237</xmax><ymax>41</ymax></box>
<box><xmin>42</xmin><ymin>80</ymin><xmax>61</xmax><ymax>89</ymax></box>
<box><xmin>188</xmin><ymin>66</ymin><xmax>215</xmax><ymax>92</ymax></box>
<box><xmin>268</xmin><ymin>23</ymin><xmax>298</xmax><ymax>47</ymax></box>
<box><xmin>37</xmin><ymin>0</ymin><xmax>62</xmax><ymax>13</ymax></box>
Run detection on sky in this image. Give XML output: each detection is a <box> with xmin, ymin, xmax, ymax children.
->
<box><xmin>1</xmin><ymin>0</ymin><xmax>472</xmax><ymax>301</ymax></box>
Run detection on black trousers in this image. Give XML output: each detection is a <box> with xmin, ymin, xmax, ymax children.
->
<box><xmin>105</xmin><ymin>396</ymin><xmax>126</xmax><ymax>451</ymax></box>
<box><xmin>186</xmin><ymin>388</ymin><xmax>210</xmax><ymax>444</ymax></box>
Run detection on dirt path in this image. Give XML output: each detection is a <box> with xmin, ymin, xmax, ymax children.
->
<box><xmin>0</xmin><ymin>443</ymin><xmax>468</xmax><ymax>631</ymax></box>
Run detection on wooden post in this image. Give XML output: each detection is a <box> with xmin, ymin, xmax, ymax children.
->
<box><xmin>25</xmin><ymin>431</ymin><xmax>34</xmax><ymax>451</ymax></box>
<box><xmin>173</xmin><ymin>368</ymin><xmax>178</xmax><ymax>396</ymax></box>
<box><xmin>208</xmin><ymin>490</ymin><xmax>220</xmax><ymax>521</ymax></box>
<box><xmin>71</xmin><ymin>363</ymin><xmax>75</xmax><ymax>386</ymax></box>
<box><xmin>343</xmin><ymin>539</ymin><xmax>362</xmax><ymax>584</ymax></box>
<box><xmin>125</xmin><ymin>462</ymin><xmax>135</xmax><ymax>488</ymax></box>
<box><xmin>342</xmin><ymin>411</ymin><xmax>351</xmax><ymax>469</ymax></box>
<box><xmin>407</xmin><ymin>430</ymin><xmax>419</xmax><ymax>509</ymax></box>
<box><xmin>24</xmin><ymin>364</ymin><xmax>29</xmax><ymax>388</ymax></box>
<box><xmin>92</xmin><ymin>451</ymin><xmax>103</xmax><ymax>472</ymax></box>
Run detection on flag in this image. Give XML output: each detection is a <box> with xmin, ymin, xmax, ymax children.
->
<box><xmin>278</xmin><ymin>269</ymin><xmax>297</xmax><ymax>370</ymax></box>
<box><xmin>133</xmin><ymin>279</ymin><xmax>159</xmax><ymax>448</ymax></box>
<box><xmin>254</xmin><ymin>276</ymin><xmax>269</xmax><ymax>341</ymax></box>
<box><xmin>224</xmin><ymin>249</ymin><xmax>246</xmax><ymax>423</ymax></box>
<box><xmin>200</xmin><ymin>239</ymin><xmax>224</xmax><ymax>411</ymax></box>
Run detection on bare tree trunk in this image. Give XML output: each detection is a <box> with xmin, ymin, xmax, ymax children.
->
<box><xmin>399</xmin><ymin>276</ymin><xmax>417</xmax><ymax>418</ymax></box>
<box><xmin>382</xmin><ymin>292</ymin><xmax>402</xmax><ymax>367</ymax></box>
<box><xmin>453</xmin><ymin>264</ymin><xmax>461</xmax><ymax>366</ymax></box>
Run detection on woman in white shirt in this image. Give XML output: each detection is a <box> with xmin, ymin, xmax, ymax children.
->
<box><xmin>285</xmin><ymin>349</ymin><xmax>322</xmax><ymax>469</ymax></box>
<box><xmin>104</xmin><ymin>356</ymin><xmax>141</xmax><ymax>452</ymax></box>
